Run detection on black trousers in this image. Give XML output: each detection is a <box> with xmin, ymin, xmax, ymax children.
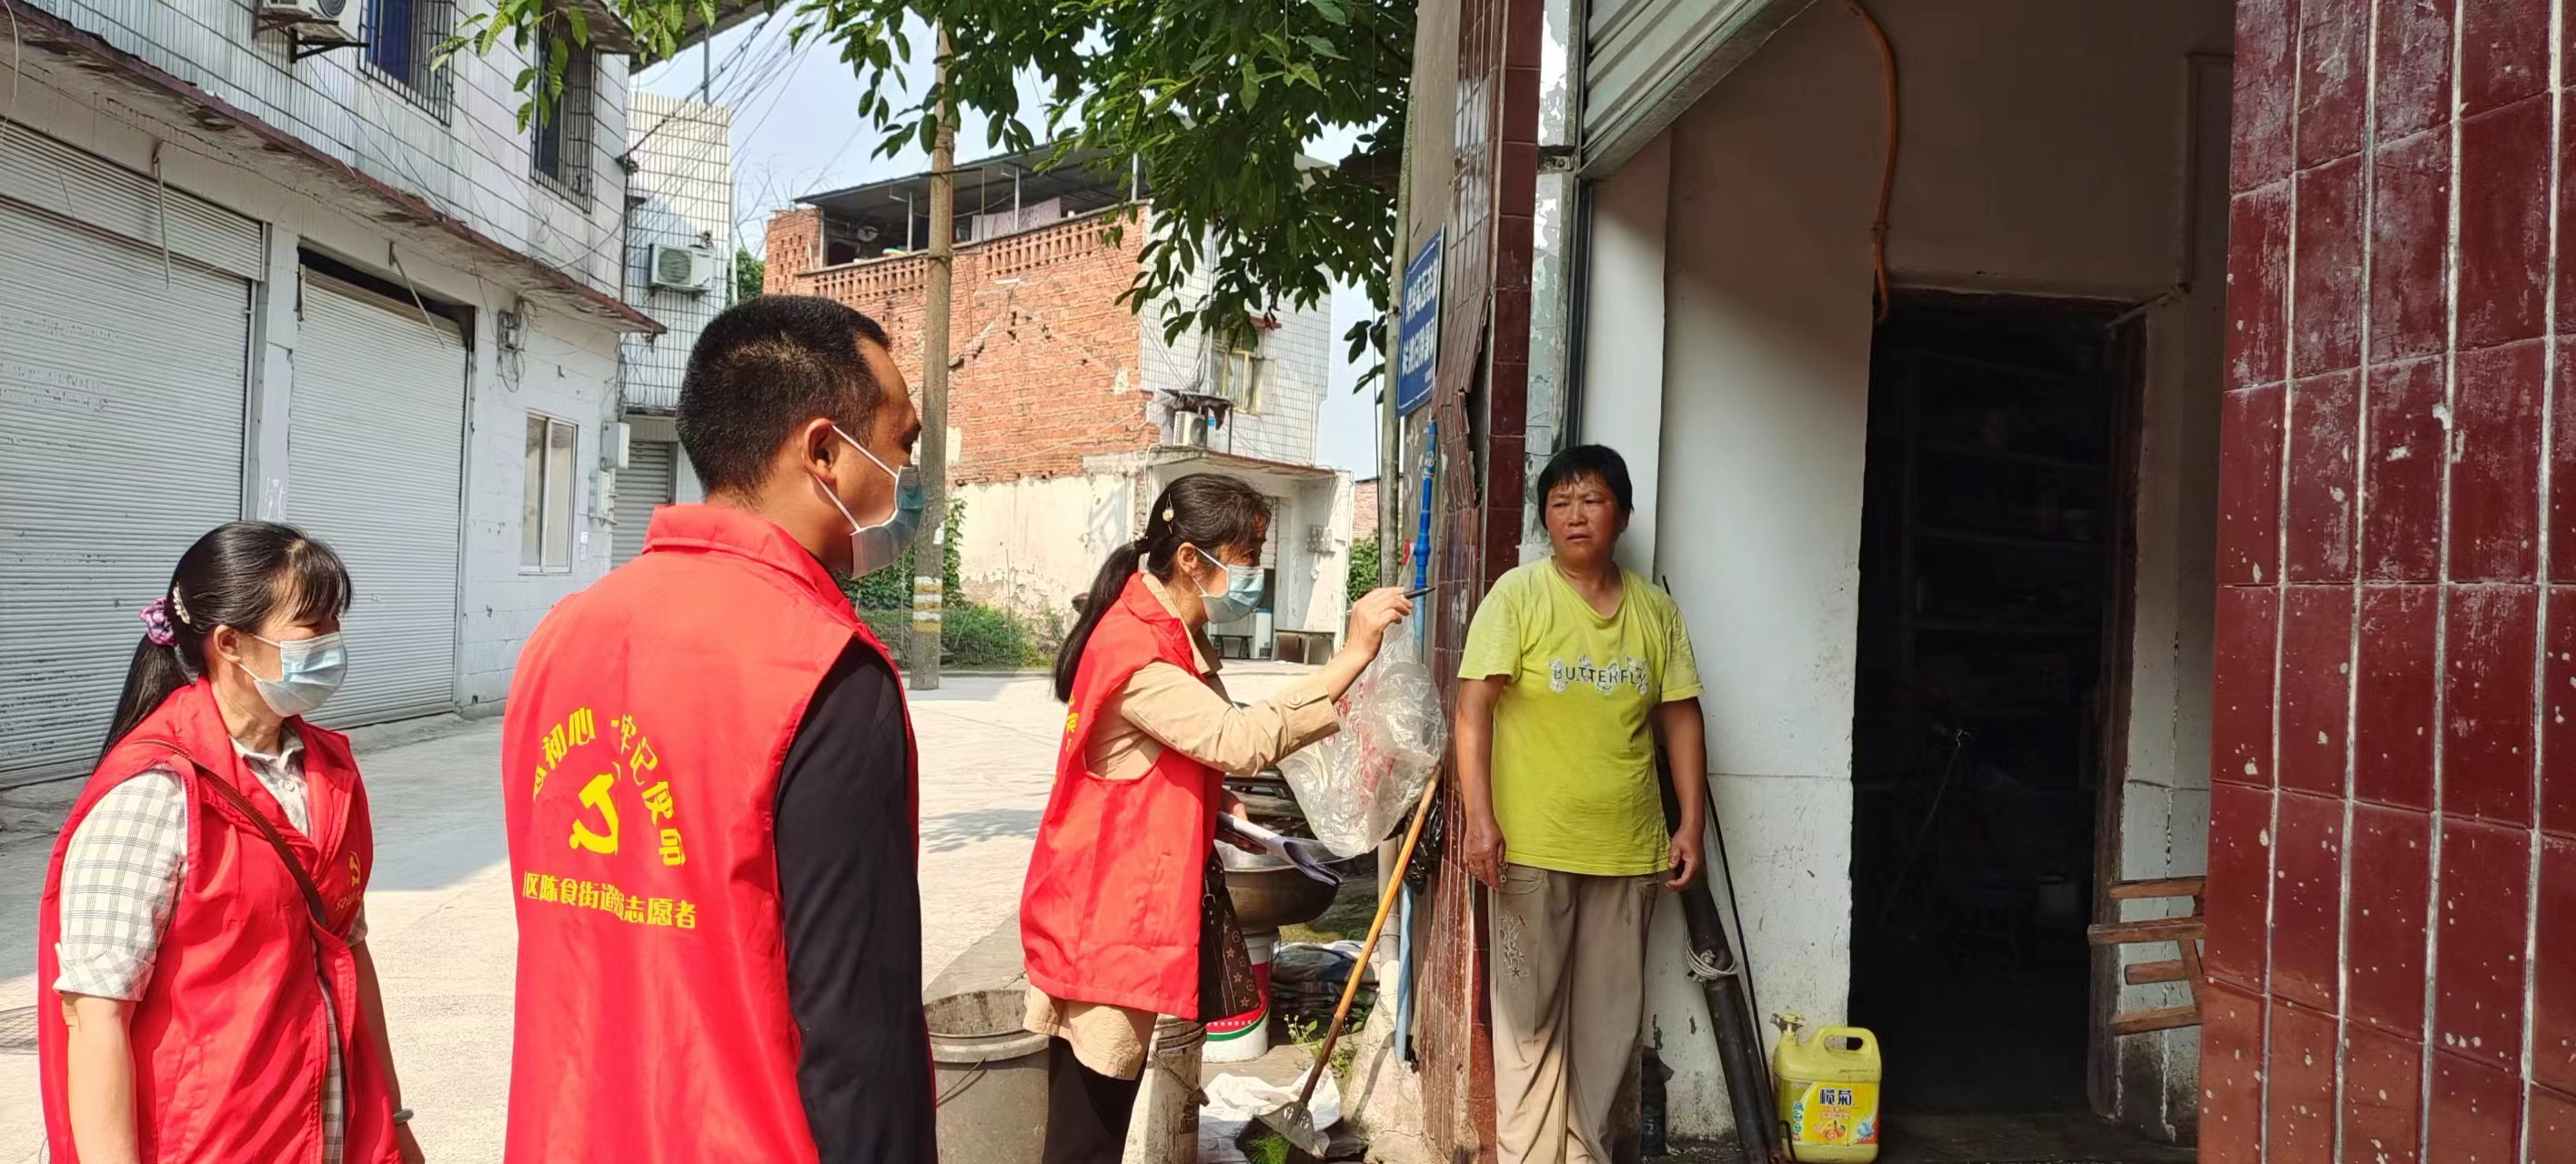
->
<box><xmin>1043</xmin><ymin>1038</ymin><xmax>1142</xmax><ymax>1164</ymax></box>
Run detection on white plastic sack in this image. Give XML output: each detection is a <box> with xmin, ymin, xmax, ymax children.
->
<box><xmin>1201</xmin><ymin>1069</ymin><xmax>1343</xmax><ymax>1130</ymax></box>
<box><xmin>1277</xmin><ymin>618</ymin><xmax>1446</xmax><ymax>858</ymax></box>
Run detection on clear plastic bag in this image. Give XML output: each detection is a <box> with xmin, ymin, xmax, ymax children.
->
<box><xmin>1278</xmin><ymin>619</ymin><xmax>1447</xmax><ymax>858</ymax></box>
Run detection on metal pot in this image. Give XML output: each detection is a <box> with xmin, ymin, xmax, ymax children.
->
<box><xmin>1222</xmin><ymin>858</ymin><xmax>1340</xmax><ymax>932</ymax></box>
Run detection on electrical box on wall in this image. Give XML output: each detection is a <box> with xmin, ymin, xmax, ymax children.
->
<box><xmin>607</xmin><ymin>422</ymin><xmax>632</xmax><ymax>470</ymax></box>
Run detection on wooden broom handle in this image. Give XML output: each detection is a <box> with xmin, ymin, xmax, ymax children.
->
<box><xmin>1296</xmin><ymin>768</ymin><xmax>1443</xmax><ymax>1107</ymax></box>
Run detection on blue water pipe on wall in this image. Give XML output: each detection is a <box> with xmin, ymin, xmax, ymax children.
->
<box><xmin>1396</xmin><ymin>421</ymin><xmax>1436</xmax><ymax>1063</ymax></box>
<box><xmin>1411</xmin><ymin>423</ymin><xmax>1434</xmax><ymax>596</ymax></box>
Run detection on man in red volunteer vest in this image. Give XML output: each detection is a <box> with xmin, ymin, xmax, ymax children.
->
<box><xmin>501</xmin><ymin>296</ymin><xmax>934</xmax><ymax>1162</ymax></box>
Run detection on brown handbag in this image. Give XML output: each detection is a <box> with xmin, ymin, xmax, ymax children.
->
<box><xmin>1197</xmin><ymin>853</ymin><xmax>1262</xmax><ymax>1023</ymax></box>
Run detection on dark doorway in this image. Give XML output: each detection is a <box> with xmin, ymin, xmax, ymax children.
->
<box><xmin>1848</xmin><ymin>294</ymin><xmax>2128</xmax><ymax>1117</ymax></box>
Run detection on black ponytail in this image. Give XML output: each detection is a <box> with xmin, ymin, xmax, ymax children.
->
<box><xmin>1052</xmin><ymin>474</ymin><xmax>1272</xmax><ymax>701</ymax></box>
<box><xmin>103</xmin><ymin>521</ymin><xmax>355</xmax><ymax>757</ymax></box>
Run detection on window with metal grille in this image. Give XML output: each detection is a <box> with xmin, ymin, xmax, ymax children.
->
<box><xmin>530</xmin><ymin>26</ymin><xmax>596</xmax><ymax>200</ymax></box>
<box><xmin>363</xmin><ymin>0</ymin><xmax>456</xmax><ymax>118</ymax></box>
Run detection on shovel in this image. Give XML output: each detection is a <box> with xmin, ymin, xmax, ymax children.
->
<box><xmin>1253</xmin><ymin>768</ymin><xmax>1444</xmax><ymax>1158</ymax></box>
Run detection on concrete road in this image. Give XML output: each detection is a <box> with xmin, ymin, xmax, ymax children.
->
<box><xmin>0</xmin><ymin>668</ymin><xmax>1304</xmax><ymax>1163</ymax></box>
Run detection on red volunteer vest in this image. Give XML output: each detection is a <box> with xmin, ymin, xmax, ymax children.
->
<box><xmin>500</xmin><ymin>504</ymin><xmax>917</xmax><ymax>1164</ymax></box>
<box><xmin>1021</xmin><ymin>575</ymin><xmax>1222</xmax><ymax>1018</ymax></box>
<box><xmin>36</xmin><ymin>681</ymin><xmax>391</xmax><ymax>1164</ymax></box>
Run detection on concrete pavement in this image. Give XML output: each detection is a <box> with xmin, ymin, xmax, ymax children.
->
<box><xmin>0</xmin><ymin>669</ymin><xmax>1303</xmax><ymax>1163</ymax></box>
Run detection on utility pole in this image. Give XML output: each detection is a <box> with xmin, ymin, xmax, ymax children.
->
<box><xmin>910</xmin><ymin>25</ymin><xmax>954</xmax><ymax>691</ymax></box>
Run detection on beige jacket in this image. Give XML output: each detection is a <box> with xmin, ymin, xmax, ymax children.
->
<box><xmin>1025</xmin><ymin>574</ymin><xmax>1340</xmax><ymax>1078</ymax></box>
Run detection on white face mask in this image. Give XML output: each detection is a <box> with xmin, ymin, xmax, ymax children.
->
<box><xmin>230</xmin><ymin>631</ymin><xmax>348</xmax><ymax>717</ymax></box>
<box><xmin>813</xmin><ymin>424</ymin><xmax>924</xmax><ymax>577</ymax></box>
<box><xmin>1182</xmin><ymin>545</ymin><xmax>1264</xmax><ymax>623</ymax></box>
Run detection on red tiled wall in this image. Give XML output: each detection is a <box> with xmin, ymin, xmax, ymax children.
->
<box><xmin>762</xmin><ymin>208</ymin><xmax>821</xmax><ymax>292</ymax></box>
<box><xmin>2211</xmin><ymin>0</ymin><xmax>2576</xmax><ymax>1159</ymax></box>
<box><xmin>1415</xmin><ymin>0</ymin><xmax>1544</xmax><ymax>1153</ymax></box>
<box><xmin>766</xmin><ymin>213</ymin><xmax>1161</xmax><ymax>484</ymax></box>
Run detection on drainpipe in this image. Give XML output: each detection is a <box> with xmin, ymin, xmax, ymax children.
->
<box><xmin>1382</xmin><ymin>70</ymin><xmax>1419</xmax><ymax>1063</ymax></box>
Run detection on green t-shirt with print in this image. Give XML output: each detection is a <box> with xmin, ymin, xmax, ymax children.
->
<box><xmin>1460</xmin><ymin>559</ymin><xmax>1703</xmax><ymax>877</ymax></box>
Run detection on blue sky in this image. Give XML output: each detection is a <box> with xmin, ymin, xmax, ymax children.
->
<box><xmin>634</xmin><ymin>22</ymin><xmax>1382</xmax><ymax>478</ymax></box>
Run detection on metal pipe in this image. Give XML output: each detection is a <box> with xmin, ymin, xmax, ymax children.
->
<box><xmin>1658</xmin><ymin>744</ymin><xmax>1785</xmax><ymax>1162</ymax></box>
<box><xmin>1675</xmin><ymin>869</ymin><xmax>1785</xmax><ymax>1162</ymax></box>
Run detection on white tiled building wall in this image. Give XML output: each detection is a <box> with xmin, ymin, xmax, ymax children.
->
<box><xmin>25</xmin><ymin>0</ymin><xmax>629</xmax><ymax>294</ymax></box>
<box><xmin>1136</xmin><ymin>260</ymin><xmax>1333</xmax><ymax>467</ymax></box>
<box><xmin>459</xmin><ymin>315</ymin><xmax>623</xmax><ymax>709</ymax></box>
<box><xmin>620</xmin><ymin>93</ymin><xmax>732</xmax><ymax>412</ymax></box>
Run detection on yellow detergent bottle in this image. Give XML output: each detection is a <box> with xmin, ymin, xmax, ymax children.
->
<box><xmin>1771</xmin><ymin>1013</ymin><xmax>1883</xmax><ymax>1163</ymax></box>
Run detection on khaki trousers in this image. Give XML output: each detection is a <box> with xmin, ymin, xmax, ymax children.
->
<box><xmin>1489</xmin><ymin>863</ymin><xmax>1657</xmax><ymax>1164</ymax></box>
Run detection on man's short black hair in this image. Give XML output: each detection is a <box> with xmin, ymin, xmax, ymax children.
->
<box><xmin>1536</xmin><ymin>445</ymin><xmax>1635</xmax><ymax>516</ymax></box>
<box><xmin>677</xmin><ymin>295</ymin><xmax>895</xmax><ymax>495</ymax></box>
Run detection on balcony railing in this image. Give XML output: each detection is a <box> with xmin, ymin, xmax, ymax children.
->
<box><xmin>803</xmin><ymin>253</ymin><xmax>931</xmax><ymax>304</ymax></box>
<box><xmin>786</xmin><ymin>206</ymin><xmax>1131</xmax><ymax>298</ymax></box>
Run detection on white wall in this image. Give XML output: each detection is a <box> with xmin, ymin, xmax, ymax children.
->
<box><xmin>18</xmin><ymin>65</ymin><xmax>625</xmax><ymax>719</ymax></box>
<box><xmin>1580</xmin><ymin>0</ymin><xmax>2235</xmax><ymax>1139</ymax></box>
<box><xmin>458</xmin><ymin>310</ymin><xmax>621</xmax><ymax>710</ymax></box>
<box><xmin>955</xmin><ymin>469</ymin><xmax>1140</xmax><ymax>624</ymax></box>
<box><xmin>25</xmin><ymin>0</ymin><xmax>629</xmax><ymax>294</ymax></box>
<box><xmin>1580</xmin><ymin>131</ymin><xmax>1673</xmax><ymax>577</ymax></box>
<box><xmin>1271</xmin><ymin>472</ymin><xmax>1357</xmax><ymax>639</ymax></box>
<box><xmin>2102</xmin><ymin>54</ymin><xmax>2232</xmax><ymax>1142</ymax></box>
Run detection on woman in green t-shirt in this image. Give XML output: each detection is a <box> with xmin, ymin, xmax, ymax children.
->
<box><xmin>1456</xmin><ymin>444</ymin><xmax>1707</xmax><ymax>1164</ymax></box>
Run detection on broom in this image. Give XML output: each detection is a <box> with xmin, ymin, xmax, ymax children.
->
<box><xmin>1253</xmin><ymin>767</ymin><xmax>1444</xmax><ymax>1158</ymax></box>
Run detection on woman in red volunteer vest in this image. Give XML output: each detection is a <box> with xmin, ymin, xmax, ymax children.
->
<box><xmin>1021</xmin><ymin>473</ymin><xmax>1416</xmax><ymax>1160</ymax></box>
<box><xmin>36</xmin><ymin>521</ymin><xmax>420</xmax><ymax>1164</ymax></box>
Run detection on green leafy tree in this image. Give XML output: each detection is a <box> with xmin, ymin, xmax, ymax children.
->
<box><xmin>845</xmin><ymin>497</ymin><xmax>965</xmax><ymax>610</ymax></box>
<box><xmin>732</xmin><ymin>246</ymin><xmax>766</xmax><ymax>304</ymax></box>
<box><xmin>458</xmin><ymin>0</ymin><xmax>1409</xmax><ymax>386</ymax></box>
<box><xmin>1345</xmin><ymin>537</ymin><xmax>1380</xmax><ymax>607</ymax></box>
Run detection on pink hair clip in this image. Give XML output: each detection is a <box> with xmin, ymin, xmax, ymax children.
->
<box><xmin>138</xmin><ymin>597</ymin><xmax>178</xmax><ymax>647</ymax></box>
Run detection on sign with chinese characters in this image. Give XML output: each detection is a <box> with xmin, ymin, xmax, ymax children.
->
<box><xmin>1395</xmin><ymin>231</ymin><xmax>1444</xmax><ymax>417</ymax></box>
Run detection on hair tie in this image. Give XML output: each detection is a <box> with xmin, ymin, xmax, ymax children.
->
<box><xmin>139</xmin><ymin>597</ymin><xmax>177</xmax><ymax>647</ymax></box>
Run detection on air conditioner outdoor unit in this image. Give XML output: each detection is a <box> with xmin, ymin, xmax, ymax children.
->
<box><xmin>261</xmin><ymin>0</ymin><xmax>364</xmax><ymax>45</ymax></box>
<box><xmin>649</xmin><ymin>244</ymin><xmax>719</xmax><ymax>293</ymax></box>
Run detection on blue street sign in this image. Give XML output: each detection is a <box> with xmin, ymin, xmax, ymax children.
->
<box><xmin>1394</xmin><ymin>232</ymin><xmax>1443</xmax><ymax>417</ymax></box>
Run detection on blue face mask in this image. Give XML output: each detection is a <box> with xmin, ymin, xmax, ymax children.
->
<box><xmin>1185</xmin><ymin>545</ymin><xmax>1264</xmax><ymax>623</ymax></box>
<box><xmin>820</xmin><ymin>425</ymin><xmax>924</xmax><ymax>576</ymax></box>
<box><xmin>234</xmin><ymin>631</ymin><xmax>348</xmax><ymax>718</ymax></box>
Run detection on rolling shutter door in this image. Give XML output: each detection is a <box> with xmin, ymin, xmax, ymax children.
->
<box><xmin>289</xmin><ymin>273</ymin><xmax>468</xmax><ymax>726</ymax></box>
<box><xmin>1583</xmin><ymin>0</ymin><xmax>1801</xmax><ymax>174</ymax></box>
<box><xmin>0</xmin><ymin>201</ymin><xmax>252</xmax><ymax>779</ymax></box>
<box><xmin>613</xmin><ymin>439</ymin><xmax>676</xmax><ymax>566</ymax></box>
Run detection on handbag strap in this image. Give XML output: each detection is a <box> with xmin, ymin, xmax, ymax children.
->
<box><xmin>135</xmin><ymin>738</ymin><xmax>333</xmax><ymax>929</ymax></box>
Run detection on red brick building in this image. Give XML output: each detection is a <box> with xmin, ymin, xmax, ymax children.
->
<box><xmin>765</xmin><ymin>150</ymin><xmax>1357</xmax><ymax>656</ymax></box>
<box><xmin>1375</xmin><ymin>0</ymin><xmax>2576</xmax><ymax>1159</ymax></box>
